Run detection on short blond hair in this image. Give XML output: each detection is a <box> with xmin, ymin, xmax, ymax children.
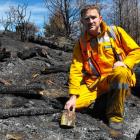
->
<box><xmin>81</xmin><ymin>4</ymin><xmax>101</xmax><ymax>18</ymax></box>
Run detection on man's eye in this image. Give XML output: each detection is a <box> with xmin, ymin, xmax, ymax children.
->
<box><xmin>84</xmin><ymin>16</ymin><xmax>97</xmax><ymax>20</ymax></box>
<box><xmin>90</xmin><ymin>16</ymin><xmax>96</xmax><ymax>19</ymax></box>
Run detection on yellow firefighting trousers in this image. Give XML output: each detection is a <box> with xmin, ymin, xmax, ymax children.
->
<box><xmin>75</xmin><ymin>66</ymin><xmax>135</xmax><ymax>123</ymax></box>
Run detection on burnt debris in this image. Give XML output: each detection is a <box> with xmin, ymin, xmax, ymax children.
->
<box><xmin>0</xmin><ymin>108</ymin><xmax>60</xmax><ymax>119</ymax></box>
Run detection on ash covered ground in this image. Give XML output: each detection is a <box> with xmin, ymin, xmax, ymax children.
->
<box><xmin>0</xmin><ymin>32</ymin><xmax>140</xmax><ymax>140</ymax></box>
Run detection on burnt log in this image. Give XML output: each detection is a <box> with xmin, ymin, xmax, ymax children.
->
<box><xmin>0</xmin><ymin>83</ymin><xmax>45</xmax><ymax>98</ymax></box>
<box><xmin>29</xmin><ymin>36</ymin><xmax>73</xmax><ymax>52</ymax></box>
<box><xmin>17</xmin><ymin>47</ymin><xmax>55</xmax><ymax>65</ymax></box>
<box><xmin>17</xmin><ymin>46</ymin><xmax>49</xmax><ymax>60</ymax></box>
<box><xmin>0</xmin><ymin>48</ymin><xmax>11</xmax><ymax>61</ymax></box>
<box><xmin>0</xmin><ymin>108</ymin><xmax>60</xmax><ymax>119</ymax></box>
<box><xmin>17</xmin><ymin>48</ymin><xmax>37</xmax><ymax>60</ymax></box>
<box><xmin>41</xmin><ymin>64</ymin><xmax>70</xmax><ymax>74</ymax></box>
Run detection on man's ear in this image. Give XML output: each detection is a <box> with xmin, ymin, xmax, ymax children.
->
<box><xmin>99</xmin><ymin>16</ymin><xmax>102</xmax><ymax>23</ymax></box>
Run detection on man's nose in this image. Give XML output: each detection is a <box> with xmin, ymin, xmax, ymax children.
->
<box><xmin>88</xmin><ymin>17</ymin><xmax>94</xmax><ymax>23</ymax></box>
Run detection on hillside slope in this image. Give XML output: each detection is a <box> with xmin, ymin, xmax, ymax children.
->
<box><xmin>0</xmin><ymin>32</ymin><xmax>140</xmax><ymax>140</ymax></box>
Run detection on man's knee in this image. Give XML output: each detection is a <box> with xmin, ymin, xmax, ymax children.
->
<box><xmin>109</xmin><ymin>67</ymin><xmax>132</xmax><ymax>90</ymax></box>
<box><xmin>112</xmin><ymin>67</ymin><xmax>131</xmax><ymax>82</ymax></box>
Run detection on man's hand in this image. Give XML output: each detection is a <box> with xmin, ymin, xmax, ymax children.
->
<box><xmin>113</xmin><ymin>61</ymin><xmax>127</xmax><ymax>69</ymax></box>
<box><xmin>64</xmin><ymin>95</ymin><xmax>77</xmax><ymax>111</ymax></box>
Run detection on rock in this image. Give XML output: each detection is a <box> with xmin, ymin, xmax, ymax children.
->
<box><xmin>6</xmin><ymin>131</ymin><xmax>27</xmax><ymax>140</ymax></box>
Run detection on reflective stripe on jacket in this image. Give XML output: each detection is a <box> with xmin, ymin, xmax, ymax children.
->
<box><xmin>69</xmin><ymin>21</ymin><xmax>140</xmax><ymax>95</ymax></box>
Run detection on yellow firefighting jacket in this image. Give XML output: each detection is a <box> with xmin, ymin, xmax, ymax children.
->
<box><xmin>69</xmin><ymin>21</ymin><xmax>140</xmax><ymax>96</ymax></box>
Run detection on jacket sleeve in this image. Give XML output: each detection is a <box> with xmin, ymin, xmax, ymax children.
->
<box><xmin>69</xmin><ymin>41</ymin><xmax>84</xmax><ymax>96</ymax></box>
<box><xmin>117</xmin><ymin>27</ymin><xmax>140</xmax><ymax>69</ymax></box>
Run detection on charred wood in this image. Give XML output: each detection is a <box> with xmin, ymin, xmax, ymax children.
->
<box><xmin>0</xmin><ymin>108</ymin><xmax>60</xmax><ymax>119</ymax></box>
<box><xmin>34</xmin><ymin>52</ymin><xmax>63</xmax><ymax>66</ymax></box>
<box><xmin>17</xmin><ymin>46</ymin><xmax>49</xmax><ymax>60</ymax></box>
<box><xmin>41</xmin><ymin>64</ymin><xmax>70</xmax><ymax>74</ymax></box>
<box><xmin>0</xmin><ymin>48</ymin><xmax>11</xmax><ymax>61</ymax></box>
<box><xmin>0</xmin><ymin>83</ymin><xmax>45</xmax><ymax>98</ymax></box>
<box><xmin>17</xmin><ymin>48</ymin><xmax>37</xmax><ymax>60</ymax></box>
<box><xmin>29</xmin><ymin>37</ymin><xmax>73</xmax><ymax>52</ymax></box>
<box><xmin>33</xmin><ymin>57</ymin><xmax>56</xmax><ymax>66</ymax></box>
<box><xmin>17</xmin><ymin>47</ymin><xmax>57</xmax><ymax>66</ymax></box>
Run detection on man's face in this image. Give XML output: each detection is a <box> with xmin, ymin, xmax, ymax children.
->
<box><xmin>81</xmin><ymin>9</ymin><xmax>102</xmax><ymax>35</ymax></box>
